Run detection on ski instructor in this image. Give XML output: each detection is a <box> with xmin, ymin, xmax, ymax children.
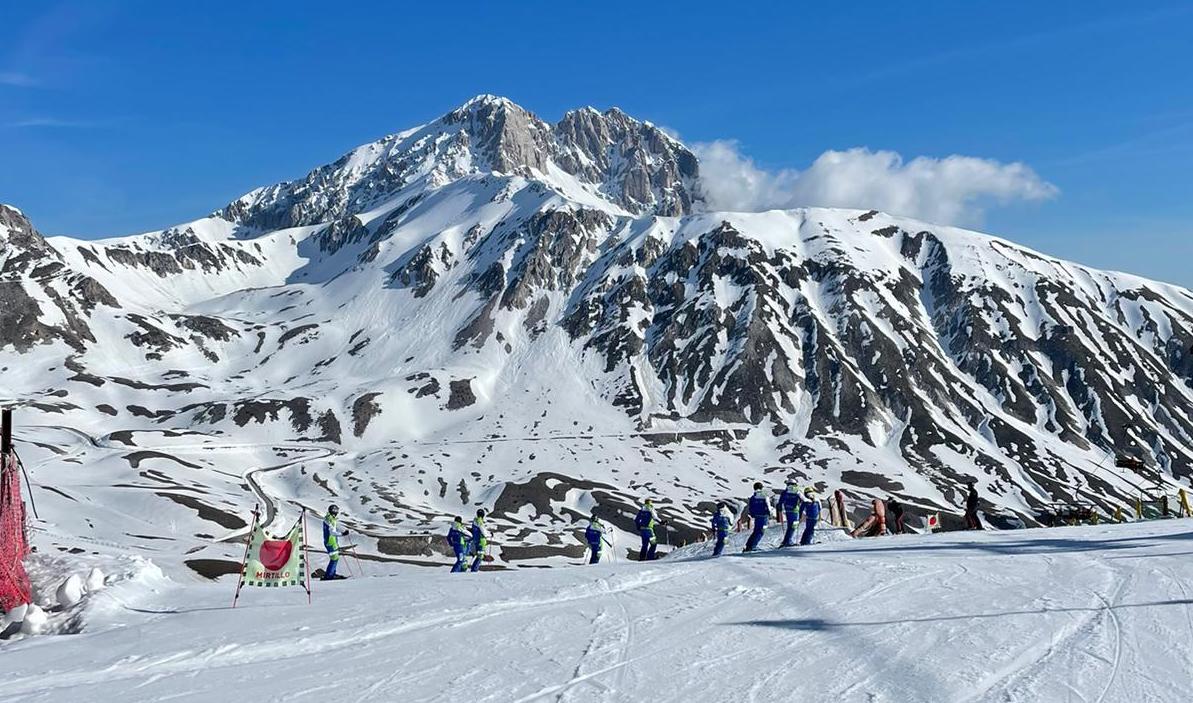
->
<box><xmin>322</xmin><ymin>504</ymin><xmax>349</xmax><ymax>581</ymax></box>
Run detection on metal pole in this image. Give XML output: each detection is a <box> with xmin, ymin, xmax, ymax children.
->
<box><xmin>15</xmin><ymin>454</ymin><xmax>38</xmax><ymax>520</ymax></box>
<box><xmin>1</xmin><ymin>408</ymin><xmax>11</xmax><ymax>457</ymax></box>
<box><xmin>302</xmin><ymin>509</ymin><xmax>312</xmax><ymax>605</ymax></box>
<box><xmin>232</xmin><ymin>506</ymin><xmax>259</xmax><ymax>608</ymax></box>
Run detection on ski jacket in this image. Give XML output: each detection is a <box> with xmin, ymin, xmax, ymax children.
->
<box><xmin>635</xmin><ymin>507</ymin><xmax>657</xmax><ymax>532</ymax></box>
<box><xmin>747</xmin><ymin>491</ymin><xmax>770</xmax><ymax>518</ymax></box>
<box><xmin>804</xmin><ymin>499</ymin><xmax>822</xmax><ymax>523</ymax></box>
<box><xmin>777</xmin><ymin>488</ymin><xmax>801</xmax><ymax>516</ymax></box>
<box><xmin>471</xmin><ymin>517</ymin><xmax>488</xmax><ymax>550</ymax></box>
<box><xmin>323</xmin><ymin>513</ymin><xmax>347</xmax><ymax>553</ymax></box>
<box><xmin>711</xmin><ymin>512</ymin><xmax>732</xmax><ymax>535</ymax></box>
<box><xmin>585</xmin><ymin>520</ymin><xmax>605</xmax><ymax>546</ymax></box>
<box><xmin>448</xmin><ymin>522</ymin><xmax>468</xmax><ymax>551</ymax></box>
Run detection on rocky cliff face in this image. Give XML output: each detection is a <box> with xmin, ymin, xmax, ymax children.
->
<box><xmin>3</xmin><ymin>97</ymin><xmax>1193</xmax><ymax>567</ymax></box>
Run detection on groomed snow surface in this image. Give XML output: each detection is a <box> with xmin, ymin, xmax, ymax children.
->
<box><xmin>6</xmin><ymin>520</ymin><xmax>1193</xmax><ymax>702</ymax></box>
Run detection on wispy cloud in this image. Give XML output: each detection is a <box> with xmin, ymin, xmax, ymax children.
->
<box><xmin>5</xmin><ymin>116</ymin><xmax>102</xmax><ymax>128</ymax></box>
<box><xmin>693</xmin><ymin>141</ymin><xmax>1058</xmax><ymax>226</ymax></box>
<box><xmin>1043</xmin><ymin>119</ymin><xmax>1193</xmax><ymax>168</ymax></box>
<box><xmin>0</xmin><ymin>71</ymin><xmax>37</xmax><ymax>87</ymax></box>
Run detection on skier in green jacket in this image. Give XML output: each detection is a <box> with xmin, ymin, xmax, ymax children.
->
<box><xmin>322</xmin><ymin>505</ymin><xmax>349</xmax><ymax>580</ymax></box>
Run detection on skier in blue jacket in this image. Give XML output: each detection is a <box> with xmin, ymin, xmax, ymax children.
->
<box><xmin>469</xmin><ymin>509</ymin><xmax>488</xmax><ymax>572</ymax></box>
<box><xmin>710</xmin><ymin>502</ymin><xmax>732</xmax><ymax>556</ymax></box>
<box><xmin>801</xmin><ymin>489</ymin><xmax>821</xmax><ymax>546</ymax></box>
<box><xmin>743</xmin><ymin>483</ymin><xmax>770</xmax><ymax>552</ymax></box>
<box><xmin>777</xmin><ymin>480</ymin><xmax>803</xmax><ymax>547</ymax></box>
<box><xmin>584</xmin><ymin>515</ymin><xmax>608</xmax><ymax>564</ymax></box>
<box><xmin>635</xmin><ymin>499</ymin><xmax>662</xmax><ymax>561</ymax></box>
<box><xmin>447</xmin><ymin>516</ymin><xmax>469</xmax><ymax>572</ymax></box>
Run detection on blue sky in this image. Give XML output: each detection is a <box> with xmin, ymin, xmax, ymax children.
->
<box><xmin>2</xmin><ymin>1</ymin><xmax>1191</xmax><ymax>284</ymax></box>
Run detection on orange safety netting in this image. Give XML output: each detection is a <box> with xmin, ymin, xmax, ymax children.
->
<box><xmin>0</xmin><ymin>452</ymin><xmax>31</xmax><ymax>612</ymax></box>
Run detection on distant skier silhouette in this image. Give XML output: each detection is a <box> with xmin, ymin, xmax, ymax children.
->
<box><xmin>447</xmin><ymin>516</ymin><xmax>469</xmax><ymax>572</ymax></box>
<box><xmin>469</xmin><ymin>509</ymin><xmax>488</xmax><ymax>572</ymax></box>
<box><xmin>965</xmin><ymin>485</ymin><xmax>983</xmax><ymax>530</ymax></box>
<box><xmin>711</xmin><ymin>502</ymin><xmax>732</xmax><ymax>556</ymax></box>
<box><xmin>800</xmin><ymin>489</ymin><xmax>820</xmax><ymax>545</ymax></box>
<box><xmin>635</xmin><ymin>499</ymin><xmax>662</xmax><ymax>561</ymax></box>
<box><xmin>321</xmin><ymin>505</ymin><xmax>349</xmax><ymax>581</ymax></box>
<box><xmin>585</xmin><ymin>514</ymin><xmax>608</xmax><ymax>564</ymax></box>
<box><xmin>743</xmin><ymin>483</ymin><xmax>769</xmax><ymax>552</ymax></box>
<box><xmin>777</xmin><ymin>480</ymin><xmax>802</xmax><ymax>547</ymax></box>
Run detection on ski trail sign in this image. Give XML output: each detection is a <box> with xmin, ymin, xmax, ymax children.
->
<box><xmin>233</xmin><ymin>508</ymin><xmax>311</xmax><ymax>606</ymax></box>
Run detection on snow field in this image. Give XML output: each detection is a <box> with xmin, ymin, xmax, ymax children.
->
<box><xmin>4</xmin><ymin>520</ymin><xmax>1193</xmax><ymax>702</ymax></box>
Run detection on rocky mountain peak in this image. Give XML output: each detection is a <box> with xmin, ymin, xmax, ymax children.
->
<box><xmin>216</xmin><ymin>96</ymin><xmax>703</xmax><ymax>232</ymax></box>
<box><xmin>1</xmin><ymin>203</ymin><xmax>59</xmax><ymax>275</ymax></box>
<box><xmin>442</xmin><ymin>94</ymin><xmax>554</xmax><ymax>174</ymax></box>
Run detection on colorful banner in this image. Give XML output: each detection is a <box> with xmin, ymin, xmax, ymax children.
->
<box><xmin>0</xmin><ymin>452</ymin><xmax>32</xmax><ymax>612</ymax></box>
<box><xmin>241</xmin><ymin>519</ymin><xmax>306</xmax><ymax>589</ymax></box>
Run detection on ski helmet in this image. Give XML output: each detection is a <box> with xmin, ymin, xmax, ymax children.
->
<box><xmin>328</xmin><ymin>504</ymin><xmax>339</xmax><ymax>515</ymax></box>
<box><xmin>753</xmin><ymin>481</ymin><xmax>763</xmax><ymax>490</ymax></box>
<box><xmin>715</xmin><ymin>501</ymin><xmax>725</xmax><ymax>511</ymax></box>
<box><xmin>476</xmin><ymin>508</ymin><xmax>486</xmax><ymax>518</ymax></box>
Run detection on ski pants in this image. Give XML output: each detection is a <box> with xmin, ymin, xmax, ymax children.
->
<box><xmin>713</xmin><ymin>531</ymin><xmax>727</xmax><ymax>556</ymax></box>
<box><xmin>965</xmin><ymin>511</ymin><xmax>983</xmax><ymax>530</ymax></box>
<box><xmin>745</xmin><ymin>517</ymin><xmax>766</xmax><ymax>551</ymax></box>
<box><xmin>470</xmin><ymin>541</ymin><xmax>486</xmax><ymax>572</ymax></box>
<box><xmin>781</xmin><ymin>512</ymin><xmax>798</xmax><ymax>546</ymax></box>
<box><xmin>638</xmin><ymin>529</ymin><xmax>658</xmax><ymax>561</ymax></box>
<box><xmin>324</xmin><ymin>551</ymin><xmax>340</xmax><ymax>579</ymax></box>
<box><xmin>451</xmin><ymin>546</ymin><xmax>468</xmax><ymax>573</ymax></box>
<box><xmin>588</xmin><ymin>542</ymin><xmax>601</xmax><ymax>564</ymax></box>
<box><xmin>800</xmin><ymin>521</ymin><xmax>816</xmax><ymax>546</ymax></box>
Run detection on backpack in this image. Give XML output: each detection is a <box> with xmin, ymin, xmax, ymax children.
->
<box><xmin>634</xmin><ymin>508</ymin><xmax>653</xmax><ymax>530</ymax></box>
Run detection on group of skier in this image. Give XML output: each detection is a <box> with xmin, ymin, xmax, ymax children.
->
<box><xmin>446</xmin><ymin>509</ymin><xmax>489</xmax><ymax>572</ymax></box>
<box><xmin>320</xmin><ymin>505</ymin><xmax>490</xmax><ymax>580</ymax></box>
<box><xmin>320</xmin><ymin>479</ymin><xmax>828</xmax><ymax>576</ymax></box>
<box><xmin>740</xmin><ymin>481</ymin><xmax>821</xmax><ymax>553</ymax></box>
<box><xmin>587</xmin><ymin>480</ymin><xmax>824</xmax><ymax>565</ymax></box>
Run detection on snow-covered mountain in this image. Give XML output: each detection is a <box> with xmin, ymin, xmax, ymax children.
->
<box><xmin>4</xmin><ymin>95</ymin><xmax>1193</xmax><ymax>571</ymax></box>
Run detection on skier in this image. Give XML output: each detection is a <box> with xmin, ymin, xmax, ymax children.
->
<box><xmin>743</xmin><ymin>482</ymin><xmax>769</xmax><ymax>552</ymax></box>
<box><xmin>469</xmin><ymin>509</ymin><xmax>488</xmax><ymax>572</ymax></box>
<box><xmin>321</xmin><ymin>505</ymin><xmax>349</xmax><ymax>581</ymax></box>
<box><xmin>710</xmin><ymin>502</ymin><xmax>732</xmax><ymax>556</ymax></box>
<box><xmin>447</xmin><ymin>516</ymin><xmax>469</xmax><ymax>573</ymax></box>
<box><xmin>777</xmin><ymin>480</ymin><xmax>803</xmax><ymax>547</ymax></box>
<box><xmin>635</xmin><ymin>499</ymin><xmax>662</xmax><ymax>561</ymax></box>
<box><xmin>965</xmin><ymin>484</ymin><xmax>983</xmax><ymax>530</ymax></box>
<box><xmin>800</xmin><ymin>488</ymin><xmax>821</xmax><ymax>545</ymax></box>
<box><xmin>888</xmin><ymin>497</ymin><xmax>906</xmax><ymax>534</ymax></box>
<box><xmin>584</xmin><ymin>515</ymin><xmax>608</xmax><ymax>564</ymax></box>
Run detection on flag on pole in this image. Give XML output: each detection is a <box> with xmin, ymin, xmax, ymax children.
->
<box><xmin>241</xmin><ymin>518</ymin><xmax>306</xmax><ymax>588</ymax></box>
<box><xmin>926</xmin><ymin>513</ymin><xmax>941</xmax><ymax>531</ymax></box>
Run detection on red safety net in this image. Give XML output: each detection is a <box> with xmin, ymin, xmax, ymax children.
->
<box><xmin>0</xmin><ymin>451</ymin><xmax>32</xmax><ymax>612</ymax></box>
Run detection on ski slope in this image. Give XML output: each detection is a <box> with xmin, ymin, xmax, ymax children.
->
<box><xmin>6</xmin><ymin>520</ymin><xmax>1193</xmax><ymax>702</ymax></box>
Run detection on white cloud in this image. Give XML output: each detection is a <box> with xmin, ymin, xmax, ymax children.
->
<box><xmin>692</xmin><ymin>141</ymin><xmax>1058</xmax><ymax>225</ymax></box>
<box><xmin>0</xmin><ymin>71</ymin><xmax>37</xmax><ymax>87</ymax></box>
<box><xmin>5</xmin><ymin>117</ymin><xmax>98</xmax><ymax>128</ymax></box>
